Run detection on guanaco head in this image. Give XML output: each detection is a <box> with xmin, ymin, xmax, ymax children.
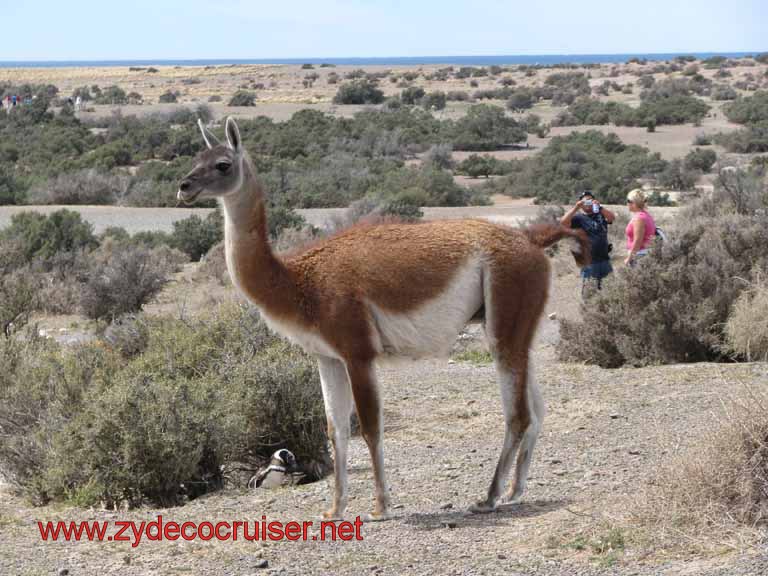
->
<box><xmin>178</xmin><ymin>117</ymin><xmax>252</xmax><ymax>204</ymax></box>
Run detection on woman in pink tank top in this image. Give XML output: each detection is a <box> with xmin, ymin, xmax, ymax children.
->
<box><xmin>624</xmin><ymin>189</ymin><xmax>656</xmax><ymax>266</ymax></box>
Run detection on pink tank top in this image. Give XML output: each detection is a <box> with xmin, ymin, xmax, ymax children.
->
<box><xmin>625</xmin><ymin>211</ymin><xmax>656</xmax><ymax>251</ymax></box>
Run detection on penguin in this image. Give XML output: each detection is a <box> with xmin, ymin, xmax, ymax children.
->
<box><xmin>247</xmin><ymin>449</ymin><xmax>302</xmax><ymax>489</ymax></box>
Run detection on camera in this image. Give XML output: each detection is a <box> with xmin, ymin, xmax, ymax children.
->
<box><xmin>592</xmin><ymin>203</ymin><xmax>600</xmax><ymax>213</ymax></box>
<box><xmin>583</xmin><ymin>199</ymin><xmax>593</xmax><ymax>207</ymax></box>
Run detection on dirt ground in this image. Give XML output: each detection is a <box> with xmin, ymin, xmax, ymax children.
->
<box><xmin>1</xmin><ymin>233</ymin><xmax>766</xmax><ymax>575</ymax></box>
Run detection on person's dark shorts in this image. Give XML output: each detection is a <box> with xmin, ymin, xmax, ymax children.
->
<box><xmin>581</xmin><ymin>259</ymin><xmax>613</xmax><ymax>291</ymax></box>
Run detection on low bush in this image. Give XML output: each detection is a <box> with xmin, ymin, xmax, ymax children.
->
<box><xmin>0</xmin><ymin>209</ymin><xmax>98</xmax><ymax>262</ymax></box>
<box><xmin>725</xmin><ymin>273</ymin><xmax>768</xmax><ymax>361</ymax></box>
<box><xmin>79</xmin><ymin>244</ymin><xmax>172</xmax><ymax>320</ymax></box>
<box><xmin>684</xmin><ymin>148</ymin><xmax>717</xmax><ymax>173</ymax></box>
<box><xmin>333</xmin><ymin>80</ymin><xmax>384</xmax><ymax>105</ymax></box>
<box><xmin>26</xmin><ymin>169</ymin><xmax>130</xmax><ymax>205</ymax></box>
<box><xmin>0</xmin><ymin>303</ymin><xmax>329</xmax><ymax>507</ymax></box>
<box><xmin>658</xmin><ymin>159</ymin><xmax>699</xmax><ymax>190</ymax></box>
<box><xmin>487</xmin><ymin>130</ymin><xmax>667</xmax><ymax>203</ymax></box>
<box><xmin>714</xmin><ymin>122</ymin><xmax>768</xmax><ymax>153</ymax></box>
<box><xmin>448</xmin><ymin>104</ymin><xmax>527</xmax><ymax>151</ymax></box>
<box><xmin>723</xmin><ymin>91</ymin><xmax>768</xmax><ymax>124</ymax></box>
<box><xmin>198</xmin><ymin>241</ymin><xmax>229</xmax><ymax>285</ymax></box>
<box><xmin>636</xmin><ymin>385</ymin><xmax>768</xmax><ymax>542</ymax></box>
<box><xmin>228</xmin><ymin>90</ymin><xmax>257</xmax><ymax>106</ymax></box>
<box><xmin>456</xmin><ymin>154</ymin><xmax>514</xmax><ymax>178</ymax></box>
<box><xmin>158</xmin><ymin>91</ymin><xmax>179</xmax><ymax>104</ymax></box>
<box><xmin>94</xmin><ymin>85</ymin><xmax>127</xmax><ymax>105</ymax></box>
<box><xmin>421</xmin><ymin>91</ymin><xmax>446</xmax><ymax>111</ymax></box>
<box><xmin>170</xmin><ymin>208</ymin><xmax>224</xmax><ymax>261</ymax></box>
<box><xmin>506</xmin><ymin>88</ymin><xmax>535</xmax><ymax>112</ymax></box>
<box><xmin>711</xmin><ymin>84</ymin><xmax>738</xmax><ymax>101</ymax></box>
<box><xmin>400</xmin><ymin>86</ymin><xmax>425</xmax><ymax>105</ymax></box>
<box><xmin>0</xmin><ymin>267</ymin><xmax>38</xmax><ymax>337</ymax></box>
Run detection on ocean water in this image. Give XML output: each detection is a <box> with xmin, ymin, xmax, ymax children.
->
<box><xmin>0</xmin><ymin>52</ymin><xmax>761</xmax><ymax>68</ymax></box>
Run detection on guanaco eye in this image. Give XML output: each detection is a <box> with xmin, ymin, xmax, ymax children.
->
<box><xmin>215</xmin><ymin>161</ymin><xmax>231</xmax><ymax>172</ymax></box>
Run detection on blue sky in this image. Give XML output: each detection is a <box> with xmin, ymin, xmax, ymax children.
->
<box><xmin>3</xmin><ymin>0</ymin><xmax>766</xmax><ymax>60</ymax></box>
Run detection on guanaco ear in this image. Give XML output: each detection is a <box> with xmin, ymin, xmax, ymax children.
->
<box><xmin>225</xmin><ymin>116</ymin><xmax>241</xmax><ymax>152</ymax></box>
<box><xmin>197</xmin><ymin>119</ymin><xmax>220</xmax><ymax>149</ymax></box>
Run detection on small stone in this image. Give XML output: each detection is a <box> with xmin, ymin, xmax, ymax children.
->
<box><xmin>547</xmin><ymin>312</ymin><xmax>557</xmax><ymax>320</ymax></box>
<box><xmin>553</xmin><ymin>469</ymin><xmax>568</xmax><ymax>476</ymax></box>
<box><xmin>629</xmin><ymin>449</ymin><xmax>641</xmax><ymax>455</ymax></box>
<box><xmin>440</xmin><ymin>502</ymin><xmax>453</xmax><ymax>510</ymax></box>
<box><xmin>548</xmin><ymin>458</ymin><xmax>562</xmax><ymax>464</ymax></box>
<box><xmin>447</xmin><ymin>359</ymin><xmax>455</xmax><ymax>364</ymax></box>
<box><xmin>123</xmin><ymin>555</ymin><xmax>131</xmax><ymax>565</ymax></box>
<box><xmin>442</xmin><ymin>521</ymin><xmax>457</xmax><ymax>529</ymax></box>
<box><xmin>497</xmin><ymin>554</ymin><xmax>507</xmax><ymax>560</ymax></box>
<box><xmin>254</xmin><ymin>559</ymin><xmax>269</xmax><ymax>569</ymax></box>
<box><xmin>609</xmin><ymin>413</ymin><xmax>622</xmax><ymax>419</ymax></box>
<box><xmin>393</xmin><ymin>503</ymin><xmax>405</xmax><ymax>509</ymax></box>
<box><xmin>57</xmin><ymin>570</ymin><xmax>70</xmax><ymax>576</ymax></box>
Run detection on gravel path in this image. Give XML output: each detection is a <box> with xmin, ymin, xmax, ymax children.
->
<box><xmin>0</xmin><ymin>201</ymin><xmax>680</xmax><ymax>235</ymax></box>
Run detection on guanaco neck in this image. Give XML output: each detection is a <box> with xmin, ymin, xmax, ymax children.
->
<box><xmin>219</xmin><ymin>153</ymin><xmax>303</xmax><ymax>322</ymax></box>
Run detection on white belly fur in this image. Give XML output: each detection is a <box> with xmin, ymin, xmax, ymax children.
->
<box><xmin>369</xmin><ymin>256</ymin><xmax>484</xmax><ymax>358</ymax></box>
<box><xmin>259</xmin><ymin>309</ymin><xmax>340</xmax><ymax>358</ymax></box>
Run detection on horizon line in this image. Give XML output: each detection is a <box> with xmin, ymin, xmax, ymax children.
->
<box><xmin>1</xmin><ymin>49</ymin><xmax>766</xmax><ymax>65</ymax></box>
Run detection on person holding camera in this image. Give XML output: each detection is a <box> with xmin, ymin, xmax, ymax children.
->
<box><xmin>560</xmin><ymin>190</ymin><xmax>615</xmax><ymax>293</ymax></box>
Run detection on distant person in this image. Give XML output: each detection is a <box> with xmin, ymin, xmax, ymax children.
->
<box><xmin>561</xmin><ymin>190</ymin><xmax>616</xmax><ymax>293</ymax></box>
<box><xmin>11</xmin><ymin>94</ymin><xmax>17</xmax><ymax>107</ymax></box>
<box><xmin>75</xmin><ymin>95</ymin><xmax>82</xmax><ymax>111</ymax></box>
<box><xmin>624</xmin><ymin>189</ymin><xmax>657</xmax><ymax>267</ymax></box>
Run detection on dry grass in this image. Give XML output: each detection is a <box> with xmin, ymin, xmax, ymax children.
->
<box><xmin>726</xmin><ymin>273</ymin><xmax>768</xmax><ymax>361</ymax></box>
<box><xmin>634</xmin><ymin>377</ymin><xmax>768</xmax><ymax>551</ymax></box>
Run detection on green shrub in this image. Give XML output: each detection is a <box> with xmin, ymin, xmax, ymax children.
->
<box><xmin>0</xmin><ymin>303</ymin><xmax>329</xmax><ymax>507</ymax></box>
<box><xmin>27</xmin><ymin>169</ymin><xmax>129</xmax><ymax>205</ymax></box>
<box><xmin>0</xmin><ymin>267</ymin><xmax>38</xmax><ymax>337</ymax></box>
<box><xmin>449</xmin><ymin>104</ymin><xmax>526</xmax><ymax>151</ymax></box>
<box><xmin>446</xmin><ymin>90</ymin><xmax>470</xmax><ymax>101</ymax></box>
<box><xmin>456</xmin><ymin>154</ymin><xmax>514</xmax><ymax>178</ymax></box>
<box><xmin>714</xmin><ymin>122</ymin><xmax>768</xmax><ymax>153</ymax></box>
<box><xmin>79</xmin><ymin>244</ymin><xmax>172</xmax><ymax>320</ymax></box>
<box><xmin>1</xmin><ymin>209</ymin><xmax>97</xmax><ymax>262</ymax></box>
<box><xmin>658</xmin><ymin>159</ymin><xmax>699</xmax><ymax>190</ymax></box>
<box><xmin>506</xmin><ymin>88</ymin><xmax>535</xmax><ymax>112</ymax></box>
<box><xmin>684</xmin><ymin>148</ymin><xmax>717</xmax><ymax>173</ymax></box>
<box><xmin>94</xmin><ymin>85</ymin><xmax>127</xmax><ymax>105</ymax></box>
<box><xmin>170</xmin><ymin>208</ymin><xmax>224</xmax><ymax>261</ymax></box>
<box><xmin>489</xmin><ymin>130</ymin><xmax>667</xmax><ymax>203</ymax></box>
<box><xmin>228</xmin><ymin>90</ymin><xmax>257</xmax><ymax>106</ymax></box>
<box><xmin>158</xmin><ymin>90</ymin><xmax>179</xmax><ymax>103</ymax></box>
<box><xmin>421</xmin><ymin>91</ymin><xmax>447</xmax><ymax>111</ymax></box>
<box><xmin>400</xmin><ymin>86</ymin><xmax>425</xmax><ymax>105</ymax></box>
<box><xmin>723</xmin><ymin>92</ymin><xmax>768</xmax><ymax>124</ymax></box>
<box><xmin>333</xmin><ymin>79</ymin><xmax>385</xmax><ymax>105</ymax></box>
<box><xmin>421</xmin><ymin>144</ymin><xmax>454</xmax><ymax>170</ymax></box>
